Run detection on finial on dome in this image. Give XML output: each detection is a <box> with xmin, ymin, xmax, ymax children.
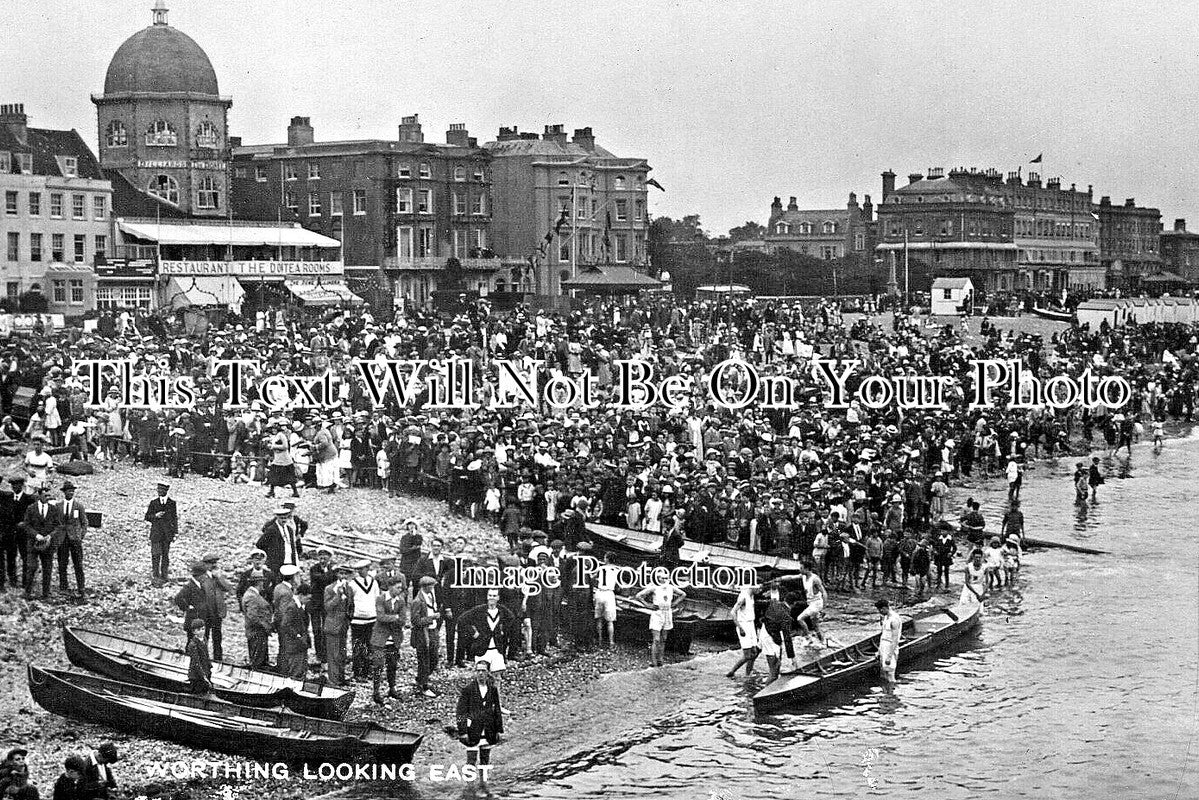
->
<box><xmin>152</xmin><ymin>0</ymin><xmax>169</xmax><ymax>26</ymax></box>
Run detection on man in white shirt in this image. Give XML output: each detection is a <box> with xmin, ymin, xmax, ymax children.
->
<box><xmin>876</xmin><ymin>598</ymin><xmax>903</xmax><ymax>685</ymax></box>
<box><xmin>592</xmin><ymin>552</ymin><xmax>619</xmax><ymax>649</ymax></box>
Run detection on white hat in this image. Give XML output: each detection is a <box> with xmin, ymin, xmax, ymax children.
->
<box><xmin>279</xmin><ymin>564</ymin><xmax>300</xmax><ymax>577</ymax></box>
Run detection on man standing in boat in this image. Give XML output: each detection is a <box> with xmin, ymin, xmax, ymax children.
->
<box><xmin>876</xmin><ymin>598</ymin><xmax>903</xmax><ymax>686</ymax></box>
<box><xmin>776</xmin><ymin>560</ymin><xmax>829</xmax><ymax>648</ymax></box>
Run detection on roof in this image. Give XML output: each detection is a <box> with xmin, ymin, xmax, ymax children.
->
<box><xmin>233</xmin><ymin>139</ymin><xmax>486</xmax><ymax>160</ymax></box>
<box><xmin>1076</xmin><ymin>299</ymin><xmax>1128</xmax><ymax>310</ymax></box>
<box><xmin>117</xmin><ymin>219</ymin><xmax>341</xmax><ymax>248</ymax></box>
<box><xmin>1141</xmin><ymin>271</ymin><xmax>1193</xmax><ymax>284</ymax></box>
<box><xmin>485</xmin><ymin>137</ymin><xmax>618</xmax><ymax>159</ymax></box>
<box><xmin>560</xmin><ymin>265</ymin><xmax>661</xmax><ymax>291</ymax></box>
<box><xmin>0</xmin><ymin>127</ymin><xmax>105</xmax><ymax>180</ymax></box>
<box><xmin>104</xmin><ymin>22</ymin><xmax>219</xmax><ymax>96</ymax></box>
<box><xmin>932</xmin><ymin>277</ymin><xmax>973</xmax><ymax>289</ymax></box>
<box><xmin>105</xmin><ymin>169</ymin><xmax>189</xmax><ymax>219</ymax></box>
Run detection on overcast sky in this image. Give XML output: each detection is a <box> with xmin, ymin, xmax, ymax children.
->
<box><xmin>4</xmin><ymin>0</ymin><xmax>1197</xmax><ymax>235</ymax></box>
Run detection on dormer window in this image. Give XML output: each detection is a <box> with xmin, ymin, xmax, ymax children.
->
<box><xmin>105</xmin><ymin>120</ymin><xmax>127</xmax><ymax>148</ymax></box>
<box><xmin>558</xmin><ymin>171</ymin><xmax>569</xmax><ymax>186</ymax></box>
<box><xmin>145</xmin><ymin>120</ymin><xmax>177</xmax><ymax>147</ymax></box>
<box><xmin>822</xmin><ymin>221</ymin><xmax>836</xmax><ymax>234</ymax></box>
<box><xmin>775</xmin><ymin>222</ymin><xmax>790</xmax><ymax>235</ymax></box>
<box><xmin>62</xmin><ymin>157</ymin><xmax>78</xmax><ymax>178</ymax></box>
<box><xmin>195</xmin><ymin>121</ymin><xmax>220</xmax><ymax>149</ymax></box>
<box><xmin>615</xmin><ymin>175</ymin><xmax>626</xmax><ymax>190</ymax></box>
<box><xmin>799</xmin><ymin>222</ymin><xmax>813</xmax><ymax>235</ymax></box>
<box><xmin>147</xmin><ymin>174</ymin><xmax>179</xmax><ymax>205</ymax></box>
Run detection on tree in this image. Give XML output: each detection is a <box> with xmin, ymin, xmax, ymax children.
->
<box><xmin>649</xmin><ymin>215</ymin><xmax>707</xmax><ymax>244</ymax></box>
<box><xmin>18</xmin><ymin>290</ymin><xmax>48</xmax><ymax>312</ymax></box>
<box><xmin>728</xmin><ymin>221</ymin><xmax>766</xmax><ymax>242</ymax></box>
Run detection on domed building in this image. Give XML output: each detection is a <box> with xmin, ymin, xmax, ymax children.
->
<box><xmin>92</xmin><ymin>1</ymin><xmax>231</xmax><ymax>217</ymax></box>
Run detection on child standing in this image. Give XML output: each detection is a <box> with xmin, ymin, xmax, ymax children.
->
<box><xmin>186</xmin><ymin>618</ymin><xmax>212</xmax><ymax>695</ymax></box>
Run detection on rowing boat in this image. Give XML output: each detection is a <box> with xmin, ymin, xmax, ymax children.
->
<box><xmin>613</xmin><ymin>594</ymin><xmax>735</xmax><ymax>638</ymax></box>
<box><xmin>28</xmin><ymin>667</ymin><xmax>420</xmax><ymax>765</ymax></box>
<box><xmin>942</xmin><ymin>522</ymin><xmax>1108</xmax><ymax>555</ymax></box>
<box><xmin>751</xmin><ymin>602</ymin><xmax>981</xmax><ymax>713</ymax></box>
<box><xmin>587</xmin><ymin>523</ymin><xmax>807</xmax><ymax>575</ymax></box>
<box><xmin>63</xmin><ymin>627</ymin><xmax>354</xmax><ymax>719</ymax></box>
<box><xmin>1031</xmin><ymin>306</ymin><xmax>1074</xmax><ymax>323</ymax></box>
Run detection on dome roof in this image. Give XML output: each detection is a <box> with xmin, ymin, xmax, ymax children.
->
<box><xmin>104</xmin><ymin>23</ymin><xmax>219</xmax><ymax>96</ymax></box>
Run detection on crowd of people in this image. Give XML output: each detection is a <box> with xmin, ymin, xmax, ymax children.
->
<box><xmin>0</xmin><ymin>743</ymin><xmax>120</xmax><ymax>800</ymax></box>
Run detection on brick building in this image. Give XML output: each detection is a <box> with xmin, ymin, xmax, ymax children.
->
<box><xmin>1005</xmin><ymin>172</ymin><xmax>1100</xmax><ymax>290</ymax></box>
<box><xmin>1159</xmin><ymin>218</ymin><xmax>1199</xmax><ymax>286</ymax></box>
<box><xmin>1096</xmin><ymin>196</ymin><xmax>1161</xmax><ymax>291</ymax></box>
<box><xmin>764</xmin><ymin>193</ymin><xmax>875</xmax><ymax>262</ymax></box>
<box><xmin>233</xmin><ymin>114</ymin><xmax>498</xmax><ymax>306</ymax></box>
<box><xmin>0</xmin><ymin>104</ymin><xmax>109</xmax><ymax>314</ymax></box>
<box><xmin>485</xmin><ymin>125</ymin><xmax>651</xmax><ymax>298</ymax></box>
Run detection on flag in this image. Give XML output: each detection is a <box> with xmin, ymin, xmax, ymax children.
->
<box><xmin>602</xmin><ymin>211</ymin><xmax>612</xmax><ymax>253</ymax></box>
<box><xmin>646</xmin><ymin>178</ymin><xmax>665</xmax><ymax>192</ymax></box>
<box><xmin>1030</xmin><ymin>154</ymin><xmax>1042</xmax><ymax>164</ymax></box>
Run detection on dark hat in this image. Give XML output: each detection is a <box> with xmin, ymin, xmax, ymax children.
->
<box><xmin>8</xmin><ymin>476</ymin><xmax>24</xmax><ymax>485</ymax></box>
<box><xmin>419</xmin><ymin>575</ymin><xmax>437</xmax><ymax>587</ymax></box>
<box><xmin>61</xmin><ymin>481</ymin><xmax>76</xmax><ymax>491</ymax></box>
<box><xmin>5</xmin><ymin>748</ymin><xmax>27</xmax><ymax>760</ymax></box>
<box><xmin>187</xmin><ymin>618</ymin><xmax>207</xmax><ymax>632</ymax></box>
<box><xmin>202</xmin><ymin>552</ymin><xmax>220</xmax><ymax>563</ymax></box>
<box><xmin>96</xmin><ymin>743</ymin><xmax>119</xmax><ymax>762</ymax></box>
<box><xmin>190</xmin><ymin>561</ymin><xmax>208</xmax><ymax>575</ymax></box>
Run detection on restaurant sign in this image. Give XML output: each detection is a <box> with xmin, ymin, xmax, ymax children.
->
<box><xmin>158</xmin><ymin>260</ymin><xmax>345</xmax><ymax>277</ymax></box>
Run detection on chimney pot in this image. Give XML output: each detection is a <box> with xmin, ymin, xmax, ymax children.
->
<box><xmin>1125</xmin><ymin>198</ymin><xmax>1136</xmax><ymax>207</ymax></box>
<box><xmin>907</xmin><ymin>173</ymin><xmax>924</xmax><ymax>185</ymax></box>
<box><xmin>0</xmin><ymin>102</ymin><xmax>29</xmax><ymax>146</ymax></box>
<box><xmin>1175</xmin><ymin>218</ymin><xmax>1186</xmax><ymax>232</ymax></box>
<box><xmin>446</xmin><ymin>123</ymin><xmax>470</xmax><ymax>147</ymax></box>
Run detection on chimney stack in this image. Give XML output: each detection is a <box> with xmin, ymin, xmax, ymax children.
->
<box><xmin>287</xmin><ymin>116</ymin><xmax>313</xmax><ymax>147</ymax></box>
<box><xmin>862</xmin><ymin>194</ymin><xmax>873</xmax><ymax>220</ymax></box>
<box><xmin>847</xmin><ymin>191</ymin><xmax>858</xmax><ymax>210</ymax></box>
<box><xmin>446</xmin><ymin>123</ymin><xmax>470</xmax><ymax>147</ymax></box>
<box><xmin>927</xmin><ymin>167</ymin><xmax>944</xmax><ymax>179</ymax></box>
<box><xmin>543</xmin><ymin>124</ymin><xmax>567</xmax><ymax>144</ymax></box>
<box><xmin>0</xmin><ymin>103</ymin><xmax>28</xmax><ymax>146</ymax></box>
<box><xmin>497</xmin><ymin>126</ymin><xmax>519</xmax><ymax>141</ymax></box>
<box><xmin>907</xmin><ymin>172</ymin><xmax>923</xmax><ymax>185</ymax></box>
<box><xmin>1175</xmin><ymin>218</ymin><xmax>1187</xmax><ymax>232</ymax></box>
<box><xmin>572</xmin><ymin>127</ymin><xmax>596</xmax><ymax>152</ymax></box>
<box><xmin>881</xmin><ymin>170</ymin><xmax>896</xmax><ymax>197</ymax></box>
<box><xmin>787</xmin><ymin>197</ymin><xmax>798</xmax><ymax>211</ymax></box>
<box><xmin>228</xmin><ymin>135</ymin><xmax>242</xmax><ymax>148</ymax></box>
<box><xmin>771</xmin><ymin>196</ymin><xmax>783</xmax><ymax>214</ymax></box>
<box><xmin>1125</xmin><ymin>198</ymin><xmax>1136</xmax><ymax>207</ymax></box>
<box><xmin>398</xmin><ymin>114</ymin><xmax>423</xmax><ymax>143</ymax></box>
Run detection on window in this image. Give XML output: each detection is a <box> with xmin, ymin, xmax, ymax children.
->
<box><xmin>475</xmin><ymin>229</ymin><xmax>487</xmax><ymax>251</ymax></box>
<box><xmin>197</xmin><ymin>177</ymin><xmax>220</xmax><ymax>210</ymax></box>
<box><xmin>72</xmin><ymin>194</ymin><xmax>85</xmax><ymax>219</ymax></box>
<box><xmin>396</xmin><ymin>188</ymin><xmax>413</xmax><ymax>213</ymax></box>
<box><xmin>53</xmin><ymin>281</ymin><xmax>66</xmax><ymax>303</ymax></box>
<box><xmin>95</xmin><ymin>286</ymin><xmax>151</xmax><ymax>309</ymax></box>
<box><xmin>472</xmin><ymin>193</ymin><xmax>485</xmax><ymax>215</ymax></box>
<box><xmin>822</xmin><ymin>221</ymin><xmax>836</xmax><ymax>234</ymax></box>
<box><xmin>418</xmin><ymin>226</ymin><xmax>434</xmax><ymax>256</ymax></box>
<box><xmin>234</xmin><ymin>167</ymin><xmax>247</xmax><ymax>178</ymax></box>
<box><xmin>888</xmin><ymin>223</ymin><xmax>899</xmax><ymax>236</ymax></box>
<box><xmin>397</xmin><ymin>163</ymin><xmax>412</xmax><ymax>179</ymax></box>
<box><xmin>70</xmin><ymin>279</ymin><xmax>84</xmax><ymax>304</ymax></box>
<box><xmin>148</xmin><ymin>174</ymin><xmax>179</xmax><ymax>205</ymax></box>
<box><xmin>105</xmin><ymin>120</ymin><xmax>127</xmax><ymax>147</ymax></box>
<box><xmin>397</xmin><ymin>226</ymin><xmax>413</xmax><ymax>258</ymax></box>
<box><xmin>417</xmin><ymin>189</ymin><xmax>432</xmax><ymax>214</ymax></box>
<box><xmin>4</xmin><ymin>191</ymin><xmax>15</xmax><ymax>215</ymax></box>
<box><xmin>95</xmin><ymin>235</ymin><xmax>107</xmax><ymax>258</ymax></box>
<box><xmin>353</xmin><ymin>159</ymin><xmax>365</xmax><ymax>177</ymax></box>
<box><xmin>51</xmin><ymin>234</ymin><xmax>64</xmax><ymax>261</ymax></box>
<box><xmin>454</xmin><ymin>193</ymin><xmax>466</xmax><ymax>216</ymax></box>
<box><xmin>5</xmin><ymin>283</ymin><xmax>16</xmax><ymax>298</ymax></box>
<box><xmin>418</xmin><ymin>162</ymin><xmax>431</xmax><ymax>179</ymax></box>
<box><xmin>93</xmin><ymin>195</ymin><xmax>106</xmax><ymax>220</ymax></box>
<box><xmin>452</xmin><ymin>229</ymin><xmax>466</xmax><ymax>258</ymax></box>
<box><xmin>615</xmin><ymin>176</ymin><xmax>626</xmax><ymax>190</ymax></box>
<box><xmin>14</xmin><ymin>153</ymin><xmax>31</xmax><ymax>174</ymax></box>
<box><xmin>775</xmin><ymin>222</ymin><xmax>789</xmax><ymax>234</ymax></box>
<box><xmin>854</xmin><ymin>232</ymin><xmax>865</xmax><ymax>251</ymax></box>
<box><xmin>285</xmin><ymin>164</ymin><xmax>298</xmax><ymax>181</ymax></box>
<box><xmin>6</xmin><ymin>232</ymin><xmax>18</xmax><ymax>261</ymax></box>
<box><xmin>558</xmin><ymin>197</ymin><xmax>570</xmax><ymax>215</ymax></box>
<box><xmin>822</xmin><ymin>246</ymin><xmax>837</xmax><ymax>260</ymax></box>
<box><xmin>559</xmin><ymin>243</ymin><xmax>570</xmax><ymax>262</ymax></box>
<box><xmin>308</xmin><ymin>162</ymin><xmax>321</xmax><ymax>180</ymax></box>
<box><xmin>74</xmin><ymin>234</ymin><xmax>86</xmax><ymax>262</ymax></box>
<box><xmin>283</xmin><ymin>189</ymin><xmax>297</xmax><ymax>211</ymax></box>
<box><xmin>195</xmin><ymin>121</ymin><xmax>220</xmax><ymax>148</ymax></box>
<box><xmin>558</xmin><ymin>171</ymin><xmax>570</xmax><ymax>186</ymax></box>
<box><xmin>472</xmin><ymin>166</ymin><xmax>484</xmax><ymax>182</ymax></box>
<box><xmin>454</xmin><ymin>166</ymin><xmax>466</xmax><ymax>182</ymax></box>
<box><xmin>50</xmin><ymin>193</ymin><xmax>63</xmax><ymax>218</ymax></box>
<box><xmin>30</xmin><ymin>233</ymin><xmax>42</xmax><ymax>262</ymax></box>
<box><xmin>615</xmin><ymin>199</ymin><xmax>628</xmax><ymax>221</ymax></box>
<box><xmin>28</xmin><ymin>192</ymin><xmax>40</xmax><ymax>216</ymax></box>
<box><xmin>308</xmin><ymin>192</ymin><xmax>321</xmax><ymax>216</ymax></box>
<box><xmin>330</xmin><ymin>192</ymin><xmax>343</xmax><ymax>216</ymax></box>
<box><xmin>63</xmin><ymin>157</ymin><xmax>78</xmax><ymax>177</ymax></box>
<box><xmin>942</xmin><ymin>288</ymin><xmax>953</xmax><ymax>300</ymax></box>
<box><xmin>353</xmin><ymin>189</ymin><xmax>367</xmax><ymax>214</ymax></box>
<box><xmin>255</xmin><ymin>165</ymin><xmax>267</xmax><ymax>182</ymax></box>
<box><xmin>635</xmin><ymin>200</ymin><xmax>644</xmax><ymax>221</ymax></box>
<box><xmin>614</xmin><ymin>236</ymin><xmax>627</xmax><ymax>262</ymax></box>
<box><xmin>577</xmin><ymin>202</ymin><xmax>585</xmax><ymax>220</ymax></box>
<box><xmin>145</xmin><ymin>120</ymin><xmax>178</xmax><ymax>146</ymax></box>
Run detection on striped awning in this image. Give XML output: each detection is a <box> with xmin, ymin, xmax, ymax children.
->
<box><xmin>284</xmin><ymin>281</ymin><xmax>363</xmax><ymax>306</ymax></box>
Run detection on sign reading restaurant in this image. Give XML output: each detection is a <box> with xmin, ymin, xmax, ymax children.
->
<box><xmin>158</xmin><ymin>260</ymin><xmax>345</xmax><ymax>277</ymax></box>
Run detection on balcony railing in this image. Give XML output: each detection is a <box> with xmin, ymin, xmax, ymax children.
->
<box><xmin>384</xmin><ymin>255</ymin><xmax>502</xmax><ymax>271</ymax></box>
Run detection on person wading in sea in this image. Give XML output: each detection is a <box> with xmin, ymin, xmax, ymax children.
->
<box><xmin>876</xmin><ymin>598</ymin><xmax>903</xmax><ymax>686</ymax></box>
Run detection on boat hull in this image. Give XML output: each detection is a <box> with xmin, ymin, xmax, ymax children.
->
<box><xmin>28</xmin><ymin>667</ymin><xmax>420</xmax><ymax>765</ymax></box>
<box><xmin>63</xmin><ymin>627</ymin><xmax>353</xmax><ymax>719</ymax></box>
<box><xmin>586</xmin><ymin>523</ymin><xmax>807</xmax><ymax>576</ymax></box>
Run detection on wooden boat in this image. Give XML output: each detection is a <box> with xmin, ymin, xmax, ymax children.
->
<box><xmin>1021</xmin><ymin>536</ymin><xmax>1107</xmax><ymax>555</ymax></box>
<box><xmin>752</xmin><ymin>602</ymin><xmax>981</xmax><ymax>713</ymax></box>
<box><xmin>1031</xmin><ymin>306</ymin><xmax>1074</xmax><ymax>322</ymax></box>
<box><xmin>63</xmin><ymin>627</ymin><xmax>354</xmax><ymax>719</ymax></box>
<box><xmin>613</xmin><ymin>593</ymin><xmax>735</xmax><ymax>638</ymax></box>
<box><xmin>28</xmin><ymin>667</ymin><xmax>420</xmax><ymax>765</ymax></box>
<box><xmin>587</xmin><ymin>523</ymin><xmax>807</xmax><ymax>575</ymax></box>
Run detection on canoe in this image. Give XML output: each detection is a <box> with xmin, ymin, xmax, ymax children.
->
<box><xmin>28</xmin><ymin>667</ymin><xmax>420</xmax><ymax>765</ymax></box>
<box><xmin>63</xmin><ymin>627</ymin><xmax>354</xmax><ymax>719</ymax></box>
<box><xmin>1031</xmin><ymin>306</ymin><xmax>1074</xmax><ymax>322</ymax></box>
<box><xmin>587</xmin><ymin>523</ymin><xmax>807</xmax><ymax>576</ymax></box>
<box><xmin>1021</xmin><ymin>536</ymin><xmax>1107</xmax><ymax>555</ymax></box>
<box><xmin>613</xmin><ymin>593</ymin><xmax>735</xmax><ymax>638</ymax></box>
<box><xmin>752</xmin><ymin>602</ymin><xmax>981</xmax><ymax>713</ymax></box>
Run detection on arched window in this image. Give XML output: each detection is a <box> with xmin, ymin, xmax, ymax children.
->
<box><xmin>822</xmin><ymin>221</ymin><xmax>837</xmax><ymax>234</ymax></box>
<box><xmin>614</xmin><ymin>175</ymin><xmax>626</xmax><ymax>190</ymax></box>
<box><xmin>195</xmin><ymin>121</ymin><xmax>220</xmax><ymax>149</ymax></box>
<box><xmin>453</xmin><ymin>166</ymin><xmax>466</xmax><ymax>182</ymax></box>
<box><xmin>105</xmin><ymin>120</ymin><xmax>127</xmax><ymax>148</ymax></box>
<box><xmin>799</xmin><ymin>222</ymin><xmax>813</xmax><ymax>235</ymax></box>
<box><xmin>145</xmin><ymin>120</ymin><xmax>177</xmax><ymax>146</ymax></box>
<box><xmin>147</xmin><ymin>174</ymin><xmax>179</xmax><ymax>205</ymax></box>
<box><xmin>196</xmin><ymin>176</ymin><xmax>220</xmax><ymax>210</ymax></box>
<box><xmin>775</xmin><ymin>222</ymin><xmax>790</xmax><ymax>235</ymax></box>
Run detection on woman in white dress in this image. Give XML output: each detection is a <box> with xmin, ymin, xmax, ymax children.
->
<box><xmin>961</xmin><ymin>550</ymin><xmax>987</xmax><ymax>607</ymax></box>
<box><xmin>42</xmin><ymin>391</ymin><xmax>61</xmax><ymax>447</ymax></box>
<box><xmin>635</xmin><ymin>581</ymin><xmax>686</xmax><ymax>668</ymax></box>
<box><xmin>725</xmin><ymin>584</ymin><xmax>760</xmax><ymax>677</ymax></box>
<box><xmin>780</xmin><ymin>329</ymin><xmax>796</xmax><ymax>358</ymax></box>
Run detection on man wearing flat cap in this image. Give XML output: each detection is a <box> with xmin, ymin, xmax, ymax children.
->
<box><xmin>144</xmin><ymin>480</ymin><xmax>178</xmax><ymax>586</ymax></box>
<box><xmin>236</xmin><ymin>549</ymin><xmax>276</xmax><ymax>608</ymax></box>
<box><xmin>241</xmin><ymin>571</ymin><xmax>273</xmax><ymax>670</ymax></box>
<box><xmin>200</xmin><ymin>552</ymin><xmax>232</xmax><ymax>661</ymax></box>
<box><xmin>323</xmin><ymin>563</ymin><xmax>355</xmax><ymax>687</ymax></box>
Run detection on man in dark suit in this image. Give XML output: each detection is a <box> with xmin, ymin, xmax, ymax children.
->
<box><xmin>56</xmin><ymin>480</ymin><xmax>89</xmax><ymax>600</ymax></box>
<box><xmin>455</xmin><ymin>661</ymin><xmax>503</xmax><ymax>788</ymax></box>
<box><xmin>0</xmin><ymin>479</ymin><xmax>23</xmax><ymax>591</ymax></box>
<box><xmin>370</xmin><ymin>579</ymin><xmax>409</xmax><ymax>704</ymax></box>
<box><xmin>410</xmin><ymin>575</ymin><xmax>443</xmax><ymax>697</ymax></box>
<box><xmin>323</xmin><ymin>563</ymin><xmax>354</xmax><ymax>687</ymax></box>
<box><xmin>256</xmin><ymin>508</ymin><xmax>303</xmax><ymax>578</ymax></box>
<box><xmin>398</xmin><ymin>518</ymin><xmax>423</xmax><ymax>596</ymax></box>
<box><xmin>145</xmin><ymin>481</ymin><xmax>178</xmax><ymax>586</ymax></box>
<box><xmin>416</xmin><ymin>537</ymin><xmax>458</xmax><ymax>665</ymax></box>
<box><xmin>22</xmin><ymin>485</ymin><xmax>64</xmax><ymax>600</ymax></box>
<box><xmin>80</xmin><ymin>741</ymin><xmax>120</xmax><ymax>799</ymax></box>
<box><xmin>174</xmin><ymin>561</ymin><xmax>219</xmax><ymax>646</ymax></box>
<box><xmin>276</xmin><ymin>582</ymin><xmax>311</xmax><ymax>679</ymax></box>
<box><xmin>308</xmin><ymin>546</ymin><xmax>335</xmax><ymax>666</ymax></box>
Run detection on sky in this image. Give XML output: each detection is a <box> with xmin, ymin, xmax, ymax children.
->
<box><xmin>3</xmin><ymin>0</ymin><xmax>1197</xmax><ymax>236</ymax></box>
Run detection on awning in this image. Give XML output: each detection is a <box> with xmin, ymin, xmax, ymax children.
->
<box><xmin>875</xmin><ymin>241</ymin><xmax>1017</xmax><ymax>251</ymax></box>
<box><xmin>118</xmin><ymin>219</ymin><xmax>341</xmax><ymax>248</ymax></box>
<box><xmin>164</xmin><ymin>276</ymin><xmax>245</xmax><ymax>310</ymax></box>
<box><xmin>1142</xmin><ymin>271</ymin><xmax>1193</xmax><ymax>284</ymax></box>
<box><xmin>561</xmin><ymin>265</ymin><xmax>662</xmax><ymax>292</ymax></box>
<box><xmin>285</xmin><ymin>281</ymin><xmax>363</xmax><ymax>306</ymax></box>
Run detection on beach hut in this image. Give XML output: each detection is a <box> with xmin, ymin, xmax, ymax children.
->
<box><xmin>1076</xmin><ymin>298</ymin><xmax>1127</xmax><ymax>329</ymax></box>
<box><xmin>930</xmin><ymin>277</ymin><xmax>974</xmax><ymax>315</ymax></box>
